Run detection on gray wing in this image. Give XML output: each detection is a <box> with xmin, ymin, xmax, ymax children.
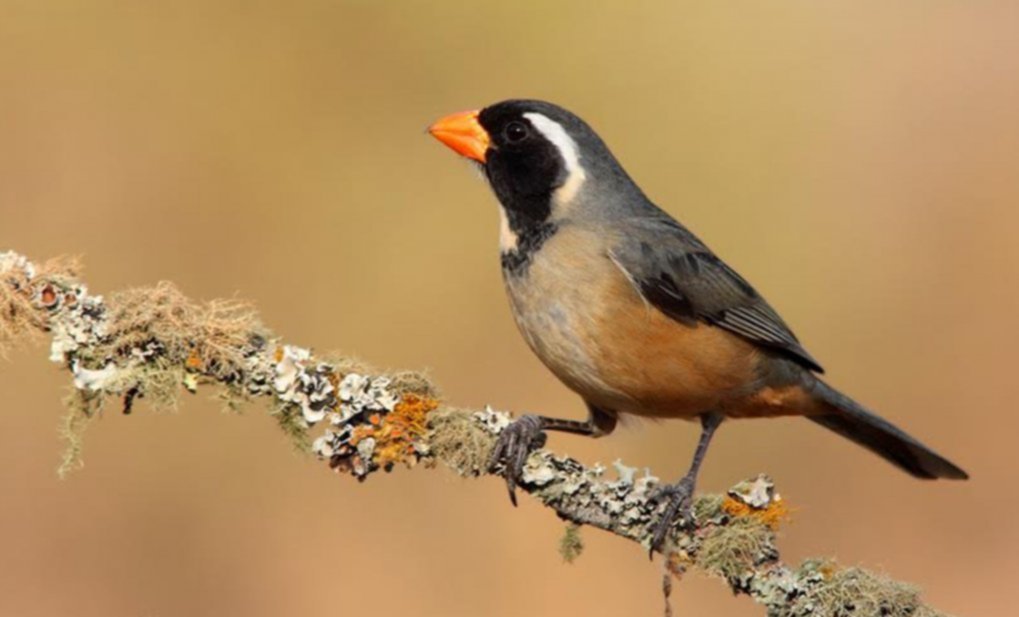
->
<box><xmin>611</xmin><ymin>217</ymin><xmax>824</xmax><ymax>373</ymax></box>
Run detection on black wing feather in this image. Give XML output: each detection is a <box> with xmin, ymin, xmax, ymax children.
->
<box><xmin>613</xmin><ymin>218</ymin><xmax>824</xmax><ymax>373</ymax></box>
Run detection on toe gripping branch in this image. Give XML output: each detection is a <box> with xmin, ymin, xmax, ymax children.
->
<box><xmin>484</xmin><ymin>411</ymin><xmax>714</xmax><ymax>556</ymax></box>
<box><xmin>488</xmin><ymin>414</ymin><xmax>549</xmax><ymax>506</ymax></box>
<box><xmin>488</xmin><ymin>413</ymin><xmax>608</xmax><ymax>506</ymax></box>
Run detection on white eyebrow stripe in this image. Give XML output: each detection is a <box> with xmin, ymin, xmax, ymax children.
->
<box><xmin>523</xmin><ymin>112</ymin><xmax>582</xmax><ymax>174</ymax></box>
<box><xmin>523</xmin><ymin>112</ymin><xmax>587</xmax><ymax>205</ymax></box>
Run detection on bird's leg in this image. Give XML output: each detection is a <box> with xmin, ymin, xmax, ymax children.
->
<box><xmin>649</xmin><ymin>411</ymin><xmax>724</xmax><ymax>556</ymax></box>
<box><xmin>490</xmin><ymin>404</ymin><xmax>616</xmax><ymax>506</ymax></box>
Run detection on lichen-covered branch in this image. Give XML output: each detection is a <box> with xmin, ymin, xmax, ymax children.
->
<box><xmin>0</xmin><ymin>250</ymin><xmax>947</xmax><ymax>617</ymax></box>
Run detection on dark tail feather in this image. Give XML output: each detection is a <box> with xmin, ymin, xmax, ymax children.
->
<box><xmin>808</xmin><ymin>380</ymin><xmax>968</xmax><ymax>480</ymax></box>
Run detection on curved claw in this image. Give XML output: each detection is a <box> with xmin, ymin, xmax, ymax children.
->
<box><xmin>487</xmin><ymin>414</ymin><xmax>547</xmax><ymax>506</ymax></box>
<box><xmin>648</xmin><ymin>477</ymin><xmax>696</xmax><ymax>558</ymax></box>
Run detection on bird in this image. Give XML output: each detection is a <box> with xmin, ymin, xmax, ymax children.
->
<box><xmin>427</xmin><ymin>99</ymin><xmax>967</xmax><ymax>553</ymax></box>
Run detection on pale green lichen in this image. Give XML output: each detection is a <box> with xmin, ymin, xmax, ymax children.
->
<box><xmin>692</xmin><ymin>493</ymin><xmax>726</xmax><ymax>523</ymax></box>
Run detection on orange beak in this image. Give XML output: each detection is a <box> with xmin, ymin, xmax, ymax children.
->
<box><xmin>428</xmin><ymin>109</ymin><xmax>490</xmax><ymax>163</ymax></box>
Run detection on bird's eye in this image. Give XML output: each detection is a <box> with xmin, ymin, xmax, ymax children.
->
<box><xmin>504</xmin><ymin>121</ymin><xmax>528</xmax><ymax>143</ymax></box>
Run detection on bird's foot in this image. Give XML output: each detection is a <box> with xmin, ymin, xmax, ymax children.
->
<box><xmin>488</xmin><ymin>414</ymin><xmax>548</xmax><ymax>506</ymax></box>
<box><xmin>648</xmin><ymin>476</ymin><xmax>696</xmax><ymax>557</ymax></box>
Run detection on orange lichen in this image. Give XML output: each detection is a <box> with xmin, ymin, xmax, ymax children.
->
<box><xmin>721</xmin><ymin>496</ymin><xmax>791</xmax><ymax>530</ymax></box>
<box><xmin>349</xmin><ymin>393</ymin><xmax>438</xmax><ymax>468</ymax></box>
<box><xmin>350</xmin><ymin>425</ymin><xmax>373</xmax><ymax>444</ymax></box>
<box><xmin>818</xmin><ymin>561</ymin><xmax>838</xmax><ymax>580</ymax></box>
<box><xmin>40</xmin><ymin>285</ymin><xmax>57</xmax><ymax>307</ymax></box>
<box><xmin>185</xmin><ymin>349</ymin><xmax>203</xmax><ymax>370</ymax></box>
<box><xmin>666</xmin><ymin>548</ymin><xmax>692</xmax><ymax>579</ymax></box>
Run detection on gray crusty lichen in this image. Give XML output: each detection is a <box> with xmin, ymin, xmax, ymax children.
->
<box><xmin>468</xmin><ymin>409</ymin><xmax>947</xmax><ymax>616</ymax></box>
<box><xmin>754</xmin><ymin>560</ymin><xmax>946</xmax><ymax>617</ymax></box>
<box><xmin>0</xmin><ymin>250</ymin><xmax>949</xmax><ymax>617</ymax></box>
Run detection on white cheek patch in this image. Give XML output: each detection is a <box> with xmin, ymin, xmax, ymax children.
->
<box><xmin>523</xmin><ymin>112</ymin><xmax>581</xmax><ymax>171</ymax></box>
<box><xmin>523</xmin><ymin>112</ymin><xmax>587</xmax><ymax>206</ymax></box>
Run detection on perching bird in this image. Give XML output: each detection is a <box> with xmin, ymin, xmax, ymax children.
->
<box><xmin>428</xmin><ymin>99</ymin><xmax>967</xmax><ymax>553</ymax></box>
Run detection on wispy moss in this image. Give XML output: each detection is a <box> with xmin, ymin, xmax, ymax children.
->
<box><xmin>270</xmin><ymin>401</ymin><xmax>311</xmax><ymax>453</ymax></box>
<box><xmin>426</xmin><ymin>407</ymin><xmax>495</xmax><ymax>476</ymax></box>
<box><xmin>102</xmin><ymin>282</ymin><xmax>262</xmax><ymax>382</ymax></box>
<box><xmin>217</xmin><ymin>384</ymin><xmax>250</xmax><ymax>415</ymax></box>
<box><xmin>696</xmin><ymin>517</ymin><xmax>775</xmax><ymax>586</ymax></box>
<box><xmin>0</xmin><ymin>254</ymin><xmax>76</xmax><ymax>355</ymax></box>
<box><xmin>792</xmin><ymin>564</ymin><xmax>940</xmax><ymax>617</ymax></box>
<box><xmin>559</xmin><ymin>523</ymin><xmax>584</xmax><ymax>563</ymax></box>
<box><xmin>57</xmin><ymin>389</ymin><xmax>99</xmax><ymax>478</ymax></box>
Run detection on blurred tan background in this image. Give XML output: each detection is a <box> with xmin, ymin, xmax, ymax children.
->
<box><xmin>1</xmin><ymin>2</ymin><xmax>1016</xmax><ymax>615</ymax></box>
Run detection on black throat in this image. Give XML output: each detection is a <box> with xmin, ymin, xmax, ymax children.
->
<box><xmin>477</xmin><ymin>103</ymin><xmax>576</xmax><ymax>276</ymax></box>
<box><xmin>500</xmin><ymin>218</ymin><xmax>557</xmax><ymax>275</ymax></box>
<box><xmin>484</xmin><ymin>149</ymin><xmax>563</xmax><ymax>276</ymax></box>
<box><xmin>488</xmin><ymin>168</ymin><xmax>558</xmax><ymax>276</ymax></box>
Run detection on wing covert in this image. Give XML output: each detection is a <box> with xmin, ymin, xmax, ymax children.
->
<box><xmin>611</xmin><ymin>219</ymin><xmax>824</xmax><ymax>373</ymax></box>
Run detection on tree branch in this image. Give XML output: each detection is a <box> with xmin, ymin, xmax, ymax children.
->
<box><xmin>0</xmin><ymin>250</ymin><xmax>947</xmax><ymax>617</ymax></box>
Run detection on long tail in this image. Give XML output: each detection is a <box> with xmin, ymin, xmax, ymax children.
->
<box><xmin>808</xmin><ymin>379</ymin><xmax>968</xmax><ymax>480</ymax></box>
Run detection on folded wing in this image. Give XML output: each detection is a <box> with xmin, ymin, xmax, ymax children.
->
<box><xmin>610</xmin><ymin>217</ymin><xmax>824</xmax><ymax>373</ymax></box>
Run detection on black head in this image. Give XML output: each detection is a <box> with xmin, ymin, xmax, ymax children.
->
<box><xmin>429</xmin><ymin>99</ymin><xmax>640</xmax><ymax>270</ymax></box>
<box><xmin>479</xmin><ymin>101</ymin><xmax>578</xmax><ymax>226</ymax></box>
<box><xmin>478</xmin><ymin>100</ymin><xmax>626</xmax><ymax>229</ymax></box>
